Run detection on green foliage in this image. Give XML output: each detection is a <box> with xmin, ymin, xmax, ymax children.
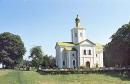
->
<box><xmin>29</xmin><ymin>46</ymin><xmax>56</xmax><ymax>69</ymax></box>
<box><xmin>41</xmin><ymin>55</ymin><xmax>56</xmax><ymax>68</ymax></box>
<box><xmin>16</xmin><ymin>60</ymin><xmax>32</xmax><ymax>71</ymax></box>
<box><xmin>30</xmin><ymin>46</ymin><xmax>43</xmax><ymax>70</ymax></box>
<box><xmin>104</xmin><ymin>22</ymin><xmax>130</xmax><ymax>67</ymax></box>
<box><xmin>0</xmin><ymin>32</ymin><xmax>26</xmax><ymax>68</ymax></box>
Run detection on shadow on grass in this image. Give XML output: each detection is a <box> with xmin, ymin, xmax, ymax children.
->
<box><xmin>99</xmin><ymin>70</ymin><xmax>130</xmax><ymax>81</ymax></box>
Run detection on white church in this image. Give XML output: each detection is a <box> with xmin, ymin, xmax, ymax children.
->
<box><xmin>55</xmin><ymin>15</ymin><xmax>103</xmax><ymax>68</ymax></box>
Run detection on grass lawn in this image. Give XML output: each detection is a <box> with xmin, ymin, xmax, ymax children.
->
<box><xmin>0</xmin><ymin>70</ymin><xmax>130</xmax><ymax>84</ymax></box>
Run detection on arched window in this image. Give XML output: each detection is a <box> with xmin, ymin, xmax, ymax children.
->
<box><xmin>63</xmin><ymin>61</ymin><xmax>65</xmax><ymax>66</ymax></box>
<box><xmin>73</xmin><ymin>60</ymin><xmax>75</xmax><ymax>66</ymax></box>
<box><xmin>88</xmin><ymin>50</ymin><xmax>91</xmax><ymax>55</ymax></box>
<box><xmin>83</xmin><ymin>50</ymin><xmax>87</xmax><ymax>55</ymax></box>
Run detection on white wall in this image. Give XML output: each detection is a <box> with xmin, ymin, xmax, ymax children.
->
<box><xmin>71</xmin><ymin>28</ymin><xmax>86</xmax><ymax>43</ymax></box>
<box><xmin>56</xmin><ymin>45</ymin><xmax>103</xmax><ymax>68</ymax></box>
<box><xmin>56</xmin><ymin>46</ymin><xmax>64</xmax><ymax>68</ymax></box>
<box><xmin>96</xmin><ymin>52</ymin><xmax>103</xmax><ymax>67</ymax></box>
<box><xmin>69</xmin><ymin>51</ymin><xmax>77</xmax><ymax>68</ymax></box>
<box><xmin>77</xmin><ymin>45</ymin><xmax>95</xmax><ymax>68</ymax></box>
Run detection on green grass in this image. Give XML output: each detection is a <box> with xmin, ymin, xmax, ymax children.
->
<box><xmin>0</xmin><ymin>70</ymin><xmax>130</xmax><ymax>84</ymax></box>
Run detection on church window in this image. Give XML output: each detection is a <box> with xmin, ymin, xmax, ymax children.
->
<box><xmin>72</xmin><ymin>54</ymin><xmax>74</xmax><ymax>56</ymax></box>
<box><xmin>80</xmin><ymin>33</ymin><xmax>83</xmax><ymax>37</ymax></box>
<box><xmin>88</xmin><ymin>50</ymin><xmax>91</xmax><ymax>55</ymax></box>
<box><xmin>63</xmin><ymin>61</ymin><xmax>65</xmax><ymax>66</ymax></box>
<box><xmin>73</xmin><ymin>60</ymin><xmax>75</xmax><ymax>66</ymax></box>
<box><xmin>83</xmin><ymin>50</ymin><xmax>87</xmax><ymax>55</ymax></box>
<box><xmin>75</xmin><ymin>33</ymin><xmax>77</xmax><ymax>37</ymax></box>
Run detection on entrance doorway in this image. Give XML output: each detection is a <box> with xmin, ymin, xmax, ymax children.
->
<box><xmin>86</xmin><ymin>61</ymin><xmax>90</xmax><ymax>68</ymax></box>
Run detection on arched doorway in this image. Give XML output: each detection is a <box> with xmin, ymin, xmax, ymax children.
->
<box><xmin>86</xmin><ymin>61</ymin><xmax>90</xmax><ymax>68</ymax></box>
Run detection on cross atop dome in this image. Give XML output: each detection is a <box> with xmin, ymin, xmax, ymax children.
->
<box><xmin>75</xmin><ymin>14</ymin><xmax>80</xmax><ymax>27</ymax></box>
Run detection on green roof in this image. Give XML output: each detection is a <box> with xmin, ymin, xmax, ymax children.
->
<box><xmin>57</xmin><ymin>42</ymin><xmax>75</xmax><ymax>46</ymax></box>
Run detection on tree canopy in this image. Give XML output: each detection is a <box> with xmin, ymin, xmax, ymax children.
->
<box><xmin>29</xmin><ymin>46</ymin><xmax>56</xmax><ymax>69</ymax></box>
<box><xmin>104</xmin><ymin>22</ymin><xmax>130</xmax><ymax>67</ymax></box>
<box><xmin>29</xmin><ymin>46</ymin><xmax>44</xmax><ymax>70</ymax></box>
<box><xmin>41</xmin><ymin>55</ymin><xmax>56</xmax><ymax>69</ymax></box>
<box><xmin>0</xmin><ymin>32</ymin><xmax>26</xmax><ymax>68</ymax></box>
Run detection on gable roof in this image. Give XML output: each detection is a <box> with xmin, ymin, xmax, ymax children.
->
<box><xmin>78</xmin><ymin>39</ymin><xmax>96</xmax><ymax>45</ymax></box>
<box><xmin>56</xmin><ymin>39</ymin><xmax>95</xmax><ymax>47</ymax></box>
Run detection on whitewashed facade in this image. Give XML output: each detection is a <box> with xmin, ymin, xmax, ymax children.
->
<box><xmin>55</xmin><ymin>15</ymin><xmax>103</xmax><ymax>68</ymax></box>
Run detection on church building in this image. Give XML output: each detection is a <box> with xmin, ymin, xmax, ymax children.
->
<box><xmin>55</xmin><ymin>15</ymin><xmax>103</xmax><ymax>68</ymax></box>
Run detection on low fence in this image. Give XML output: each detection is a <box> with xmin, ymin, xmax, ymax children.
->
<box><xmin>38</xmin><ymin>68</ymin><xmax>130</xmax><ymax>75</ymax></box>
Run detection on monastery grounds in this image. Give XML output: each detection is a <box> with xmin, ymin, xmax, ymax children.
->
<box><xmin>0</xmin><ymin>69</ymin><xmax>130</xmax><ymax>84</ymax></box>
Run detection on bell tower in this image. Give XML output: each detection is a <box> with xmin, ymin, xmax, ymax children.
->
<box><xmin>71</xmin><ymin>15</ymin><xmax>86</xmax><ymax>43</ymax></box>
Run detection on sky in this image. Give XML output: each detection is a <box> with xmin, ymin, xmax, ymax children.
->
<box><xmin>0</xmin><ymin>0</ymin><xmax>130</xmax><ymax>59</ymax></box>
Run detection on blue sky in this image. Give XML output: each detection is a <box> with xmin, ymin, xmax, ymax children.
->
<box><xmin>0</xmin><ymin>0</ymin><xmax>130</xmax><ymax>59</ymax></box>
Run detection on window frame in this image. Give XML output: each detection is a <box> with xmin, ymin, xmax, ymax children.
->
<box><xmin>63</xmin><ymin>61</ymin><xmax>65</xmax><ymax>66</ymax></box>
<box><xmin>83</xmin><ymin>50</ymin><xmax>87</xmax><ymax>55</ymax></box>
<box><xmin>88</xmin><ymin>50</ymin><xmax>91</xmax><ymax>55</ymax></box>
<box><xmin>73</xmin><ymin>60</ymin><xmax>75</xmax><ymax>66</ymax></box>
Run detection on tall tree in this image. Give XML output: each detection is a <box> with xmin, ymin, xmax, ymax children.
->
<box><xmin>29</xmin><ymin>46</ymin><xmax>43</xmax><ymax>70</ymax></box>
<box><xmin>104</xmin><ymin>22</ymin><xmax>130</xmax><ymax>67</ymax></box>
<box><xmin>0</xmin><ymin>32</ymin><xmax>26</xmax><ymax>68</ymax></box>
